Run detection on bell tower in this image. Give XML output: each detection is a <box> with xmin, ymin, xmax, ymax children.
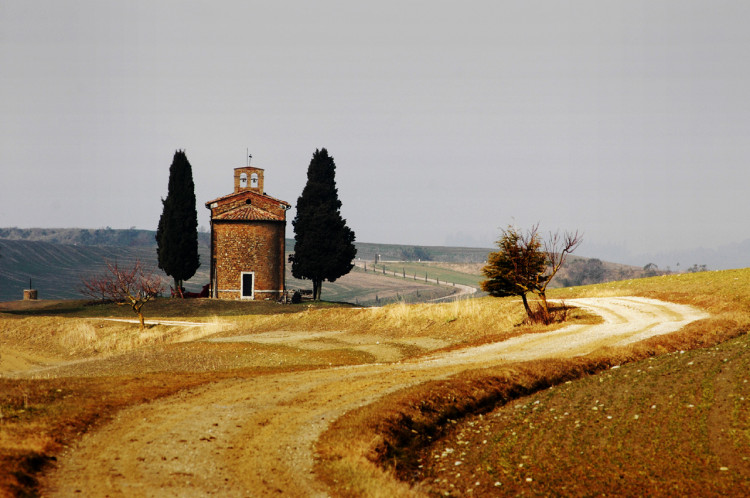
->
<box><xmin>234</xmin><ymin>166</ymin><xmax>264</xmax><ymax>194</ymax></box>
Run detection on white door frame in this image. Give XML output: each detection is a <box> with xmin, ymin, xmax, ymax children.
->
<box><xmin>241</xmin><ymin>271</ymin><xmax>255</xmax><ymax>299</ymax></box>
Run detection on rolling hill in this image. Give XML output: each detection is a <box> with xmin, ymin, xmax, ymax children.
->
<box><xmin>0</xmin><ymin>229</ymin><xmax>481</xmax><ymax>303</ymax></box>
<box><xmin>0</xmin><ymin>227</ymin><xmax>642</xmax><ymax>303</ymax></box>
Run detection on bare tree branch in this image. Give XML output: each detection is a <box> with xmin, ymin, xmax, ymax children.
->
<box><xmin>541</xmin><ymin>230</ymin><xmax>583</xmax><ymax>289</ymax></box>
<box><xmin>80</xmin><ymin>260</ymin><xmax>164</xmax><ymax>329</ymax></box>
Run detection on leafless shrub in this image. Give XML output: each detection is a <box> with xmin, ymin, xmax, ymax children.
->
<box><xmin>80</xmin><ymin>260</ymin><xmax>164</xmax><ymax>329</ymax></box>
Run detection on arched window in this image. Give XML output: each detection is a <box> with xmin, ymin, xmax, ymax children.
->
<box><xmin>251</xmin><ymin>173</ymin><xmax>259</xmax><ymax>188</ymax></box>
<box><xmin>239</xmin><ymin>173</ymin><xmax>248</xmax><ymax>188</ymax></box>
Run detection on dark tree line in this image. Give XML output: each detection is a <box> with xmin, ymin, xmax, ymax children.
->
<box><xmin>560</xmin><ymin>258</ymin><xmax>605</xmax><ymax>287</ymax></box>
<box><xmin>400</xmin><ymin>246</ymin><xmax>432</xmax><ymax>261</ymax></box>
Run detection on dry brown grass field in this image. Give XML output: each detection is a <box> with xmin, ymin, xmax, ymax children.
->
<box><xmin>315</xmin><ymin>270</ymin><xmax>750</xmax><ymax>497</ymax></box>
<box><xmin>0</xmin><ymin>269</ymin><xmax>748</xmax><ymax>496</ymax></box>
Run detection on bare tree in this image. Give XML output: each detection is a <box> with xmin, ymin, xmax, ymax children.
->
<box><xmin>535</xmin><ymin>228</ymin><xmax>583</xmax><ymax>317</ymax></box>
<box><xmin>81</xmin><ymin>260</ymin><xmax>164</xmax><ymax>329</ymax></box>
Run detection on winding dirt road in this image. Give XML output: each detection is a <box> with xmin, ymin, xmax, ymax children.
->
<box><xmin>40</xmin><ymin>297</ymin><xmax>708</xmax><ymax>497</ymax></box>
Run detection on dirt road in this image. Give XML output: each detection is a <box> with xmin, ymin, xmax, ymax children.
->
<box><xmin>40</xmin><ymin>297</ymin><xmax>708</xmax><ymax>497</ymax></box>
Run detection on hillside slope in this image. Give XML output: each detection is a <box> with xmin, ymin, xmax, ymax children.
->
<box><xmin>0</xmin><ymin>230</ymin><xmax>470</xmax><ymax>303</ymax></box>
<box><xmin>0</xmin><ymin>227</ymin><xmax>488</xmax><ymax>262</ymax></box>
<box><xmin>0</xmin><ymin>228</ymin><xmax>643</xmax><ymax>303</ymax></box>
<box><xmin>0</xmin><ymin>239</ymin><xmax>211</xmax><ymax>301</ymax></box>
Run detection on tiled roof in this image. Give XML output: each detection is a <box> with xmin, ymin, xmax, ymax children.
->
<box><xmin>205</xmin><ymin>191</ymin><xmax>290</xmax><ymax>208</ymax></box>
<box><xmin>212</xmin><ymin>204</ymin><xmax>285</xmax><ymax>222</ymax></box>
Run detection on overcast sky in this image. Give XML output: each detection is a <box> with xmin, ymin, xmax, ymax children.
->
<box><xmin>2</xmin><ymin>0</ymin><xmax>749</xmax><ymax>265</ymax></box>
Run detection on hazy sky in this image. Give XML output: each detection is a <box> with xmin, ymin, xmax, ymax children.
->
<box><xmin>2</xmin><ymin>1</ymin><xmax>749</xmax><ymax>264</ymax></box>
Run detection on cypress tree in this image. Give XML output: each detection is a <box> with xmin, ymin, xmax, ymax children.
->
<box><xmin>156</xmin><ymin>150</ymin><xmax>200</xmax><ymax>295</ymax></box>
<box><xmin>290</xmin><ymin>148</ymin><xmax>356</xmax><ymax>300</ymax></box>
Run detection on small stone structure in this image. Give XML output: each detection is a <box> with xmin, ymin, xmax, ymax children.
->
<box><xmin>205</xmin><ymin>166</ymin><xmax>290</xmax><ymax>300</ymax></box>
<box><xmin>23</xmin><ymin>289</ymin><xmax>38</xmax><ymax>300</ymax></box>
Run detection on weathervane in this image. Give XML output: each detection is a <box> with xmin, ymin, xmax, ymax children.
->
<box><xmin>247</xmin><ymin>148</ymin><xmax>252</xmax><ymax>166</ymax></box>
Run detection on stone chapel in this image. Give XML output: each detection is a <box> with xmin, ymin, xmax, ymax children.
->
<box><xmin>205</xmin><ymin>166</ymin><xmax>290</xmax><ymax>300</ymax></box>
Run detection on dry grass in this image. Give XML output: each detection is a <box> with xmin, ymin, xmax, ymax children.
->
<box><xmin>224</xmin><ymin>297</ymin><xmax>594</xmax><ymax>350</ymax></box>
<box><xmin>314</xmin><ymin>269</ymin><xmax>750</xmax><ymax>497</ymax></box>
<box><xmin>315</xmin><ymin>321</ymin><xmax>749</xmax><ymax>496</ymax></box>
<box><xmin>355</xmin><ymin>299</ymin><xmax>520</xmax><ymax>340</ymax></box>
<box><xmin>0</xmin><ymin>315</ymin><xmax>228</xmax><ymax>362</ymax></box>
<box><xmin>3</xmin><ymin>269</ymin><xmax>749</xmax><ymax>496</ymax></box>
<box><xmin>552</xmin><ymin>267</ymin><xmax>750</xmax><ymax>314</ymax></box>
<box><xmin>0</xmin><ymin>294</ymin><xmax>591</xmax><ymax>496</ymax></box>
<box><xmin>0</xmin><ymin>372</ymin><xmax>225</xmax><ymax>497</ymax></box>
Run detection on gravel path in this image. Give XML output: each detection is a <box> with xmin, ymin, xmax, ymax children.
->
<box><xmin>40</xmin><ymin>297</ymin><xmax>708</xmax><ymax>497</ymax></box>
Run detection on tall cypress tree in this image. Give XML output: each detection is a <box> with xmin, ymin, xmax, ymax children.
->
<box><xmin>156</xmin><ymin>150</ymin><xmax>200</xmax><ymax>295</ymax></box>
<box><xmin>291</xmin><ymin>148</ymin><xmax>356</xmax><ymax>300</ymax></box>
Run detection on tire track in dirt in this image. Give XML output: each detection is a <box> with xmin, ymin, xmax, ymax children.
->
<box><xmin>40</xmin><ymin>297</ymin><xmax>708</xmax><ymax>497</ymax></box>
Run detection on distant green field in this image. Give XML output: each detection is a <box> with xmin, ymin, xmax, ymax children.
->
<box><xmin>285</xmin><ymin>264</ymin><xmax>457</xmax><ymax>306</ymax></box>
<box><xmin>346</xmin><ymin>241</ymin><xmax>492</xmax><ymax>263</ymax></box>
<box><xmin>363</xmin><ymin>261</ymin><xmax>483</xmax><ymax>288</ymax></box>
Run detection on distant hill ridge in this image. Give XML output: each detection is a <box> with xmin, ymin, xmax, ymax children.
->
<box><xmin>0</xmin><ymin>238</ymin><xmax>180</xmax><ymax>302</ymax></box>
<box><xmin>0</xmin><ymin>228</ymin><xmax>494</xmax><ymax>263</ymax></box>
<box><xmin>0</xmin><ymin>228</ymin><xmax>495</xmax><ymax>302</ymax></box>
<box><xmin>0</xmin><ymin>227</ymin><xmax>644</xmax><ymax>303</ymax></box>
<box><xmin>0</xmin><ymin>227</ymin><xmax>205</xmax><ymax>248</ymax></box>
